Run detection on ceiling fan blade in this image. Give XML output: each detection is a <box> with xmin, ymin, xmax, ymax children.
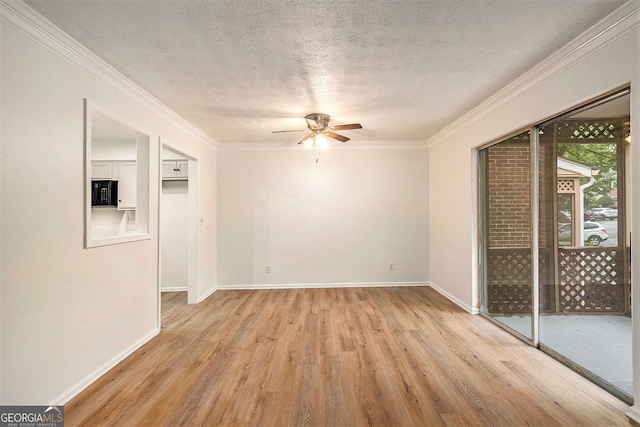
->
<box><xmin>331</xmin><ymin>123</ymin><xmax>362</xmax><ymax>131</ymax></box>
<box><xmin>297</xmin><ymin>134</ymin><xmax>313</xmax><ymax>145</ymax></box>
<box><xmin>272</xmin><ymin>129</ymin><xmax>308</xmax><ymax>133</ymax></box>
<box><xmin>325</xmin><ymin>131</ymin><xmax>349</xmax><ymax>142</ymax></box>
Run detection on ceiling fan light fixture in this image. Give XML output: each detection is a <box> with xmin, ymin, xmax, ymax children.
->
<box><xmin>304</xmin><ymin>137</ymin><xmax>314</xmax><ymax>147</ymax></box>
<box><xmin>315</xmin><ymin>133</ymin><xmax>329</xmax><ymax>149</ymax></box>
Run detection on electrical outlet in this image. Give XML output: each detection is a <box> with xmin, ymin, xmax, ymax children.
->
<box><xmin>265</xmin><ymin>265</ymin><xmax>271</xmax><ymax>274</ymax></box>
<box><xmin>389</xmin><ymin>263</ymin><xmax>394</xmax><ymax>271</ymax></box>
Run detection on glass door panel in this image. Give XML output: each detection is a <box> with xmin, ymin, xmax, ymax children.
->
<box><xmin>538</xmin><ymin>92</ymin><xmax>632</xmax><ymax>401</ymax></box>
<box><xmin>480</xmin><ymin>131</ymin><xmax>533</xmax><ymax>340</ymax></box>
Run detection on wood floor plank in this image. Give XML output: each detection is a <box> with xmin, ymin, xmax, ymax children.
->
<box><xmin>65</xmin><ymin>287</ymin><xmax>636</xmax><ymax>426</ymax></box>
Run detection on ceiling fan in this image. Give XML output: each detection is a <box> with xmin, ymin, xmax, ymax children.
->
<box><xmin>272</xmin><ymin>113</ymin><xmax>362</xmax><ymax>147</ymax></box>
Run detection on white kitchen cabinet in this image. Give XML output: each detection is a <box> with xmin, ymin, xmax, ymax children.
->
<box><xmin>162</xmin><ymin>160</ymin><xmax>188</xmax><ymax>179</ymax></box>
<box><xmin>91</xmin><ymin>161</ymin><xmax>113</xmax><ymax>179</ymax></box>
<box><xmin>117</xmin><ymin>162</ymin><xmax>137</xmax><ymax>210</ymax></box>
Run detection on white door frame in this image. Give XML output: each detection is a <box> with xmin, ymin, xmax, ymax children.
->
<box><xmin>158</xmin><ymin>139</ymin><xmax>199</xmax><ymax>311</ymax></box>
<box><xmin>186</xmin><ymin>158</ymin><xmax>199</xmax><ymax>304</ymax></box>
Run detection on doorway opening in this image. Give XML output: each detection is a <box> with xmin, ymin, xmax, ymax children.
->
<box><xmin>159</xmin><ymin>143</ymin><xmax>199</xmax><ymax>312</ymax></box>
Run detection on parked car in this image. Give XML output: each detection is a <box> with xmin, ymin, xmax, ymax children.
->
<box><xmin>584</xmin><ymin>221</ymin><xmax>609</xmax><ymax>245</ymax></box>
<box><xmin>558</xmin><ymin>221</ymin><xmax>608</xmax><ymax>246</ymax></box>
<box><xmin>601</xmin><ymin>208</ymin><xmax>618</xmax><ymax>220</ymax></box>
<box><xmin>589</xmin><ymin>208</ymin><xmax>606</xmax><ymax>220</ymax></box>
<box><xmin>588</xmin><ymin>207</ymin><xmax>617</xmax><ymax>220</ymax></box>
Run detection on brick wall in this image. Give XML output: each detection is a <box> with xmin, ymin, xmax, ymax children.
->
<box><xmin>487</xmin><ymin>141</ymin><xmax>531</xmax><ymax>248</ymax></box>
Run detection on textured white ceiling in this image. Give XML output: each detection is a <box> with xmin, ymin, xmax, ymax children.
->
<box><xmin>24</xmin><ymin>0</ymin><xmax>628</xmax><ymax>145</ymax></box>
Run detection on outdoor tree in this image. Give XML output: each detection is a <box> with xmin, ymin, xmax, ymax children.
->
<box><xmin>596</xmin><ymin>195</ymin><xmax>616</xmax><ymax>208</ymax></box>
<box><xmin>558</xmin><ymin>142</ymin><xmax>617</xmax><ymax>209</ymax></box>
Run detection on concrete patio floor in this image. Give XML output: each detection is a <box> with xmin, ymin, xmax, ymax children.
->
<box><xmin>495</xmin><ymin>314</ymin><xmax>632</xmax><ymax>396</ymax></box>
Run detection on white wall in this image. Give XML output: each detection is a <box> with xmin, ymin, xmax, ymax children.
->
<box><xmin>217</xmin><ymin>145</ymin><xmax>429</xmax><ymax>288</ymax></box>
<box><xmin>92</xmin><ymin>139</ymin><xmax>137</xmax><ymax>161</ymax></box>
<box><xmin>161</xmin><ymin>180</ymin><xmax>189</xmax><ymax>291</ymax></box>
<box><xmin>0</xmin><ymin>3</ymin><xmax>217</xmax><ymax>404</ymax></box>
<box><xmin>161</xmin><ymin>148</ymin><xmax>186</xmax><ymax>160</ymax></box>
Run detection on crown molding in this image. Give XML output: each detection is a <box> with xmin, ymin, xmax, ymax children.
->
<box><xmin>0</xmin><ymin>0</ymin><xmax>219</xmax><ymax>148</ymax></box>
<box><xmin>217</xmin><ymin>140</ymin><xmax>429</xmax><ymax>151</ymax></box>
<box><xmin>426</xmin><ymin>0</ymin><xmax>640</xmax><ymax>148</ymax></box>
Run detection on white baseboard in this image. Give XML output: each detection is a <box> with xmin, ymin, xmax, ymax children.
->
<box><xmin>161</xmin><ymin>287</ymin><xmax>188</xmax><ymax>292</ymax></box>
<box><xmin>217</xmin><ymin>281</ymin><xmax>429</xmax><ymax>290</ymax></box>
<box><xmin>214</xmin><ymin>281</ymin><xmax>478</xmax><ymax>315</ymax></box>
<box><xmin>627</xmin><ymin>406</ymin><xmax>640</xmax><ymax>423</ymax></box>
<box><xmin>197</xmin><ymin>286</ymin><xmax>217</xmax><ymax>303</ymax></box>
<box><xmin>427</xmin><ymin>282</ymin><xmax>479</xmax><ymax>314</ymax></box>
<box><xmin>51</xmin><ymin>328</ymin><xmax>159</xmax><ymax>405</ymax></box>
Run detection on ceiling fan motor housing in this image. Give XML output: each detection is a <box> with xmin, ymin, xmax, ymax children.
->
<box><xmin>305</xmin><ymin>113</ymin><xmax>331</xmax><ymax>131</ymax></box>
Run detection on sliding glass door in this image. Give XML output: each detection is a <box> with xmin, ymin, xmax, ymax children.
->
<box><xmin>479</xmin><ymin>131</ymin><xmax>533</xmax><ymax>341</ymax></box>
<box><xmin>537</xmin><ymin>92</ymin><xmax>631</xmax><ymax>400</ymax></box>
<box><xmin>479</xmin><ymin>90</ymin><xmax>632</xmax><ymax>403</ymax></box>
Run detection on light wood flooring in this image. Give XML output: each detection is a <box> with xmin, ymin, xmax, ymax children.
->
<box><xmin>65</xmin><ymin>287</ymin><xmax>635</xmax><ymax>426</ymax></box>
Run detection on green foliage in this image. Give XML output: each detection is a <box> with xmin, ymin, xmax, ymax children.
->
<box><xmin>558</xmin><ymin>143</ymin><xmax>617</xmax><ymax>209</ymax></box>
<box><xmin>597</xmin><ymin>195</ymin><xmax>616</xmax><ymax>208</ymax></box>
